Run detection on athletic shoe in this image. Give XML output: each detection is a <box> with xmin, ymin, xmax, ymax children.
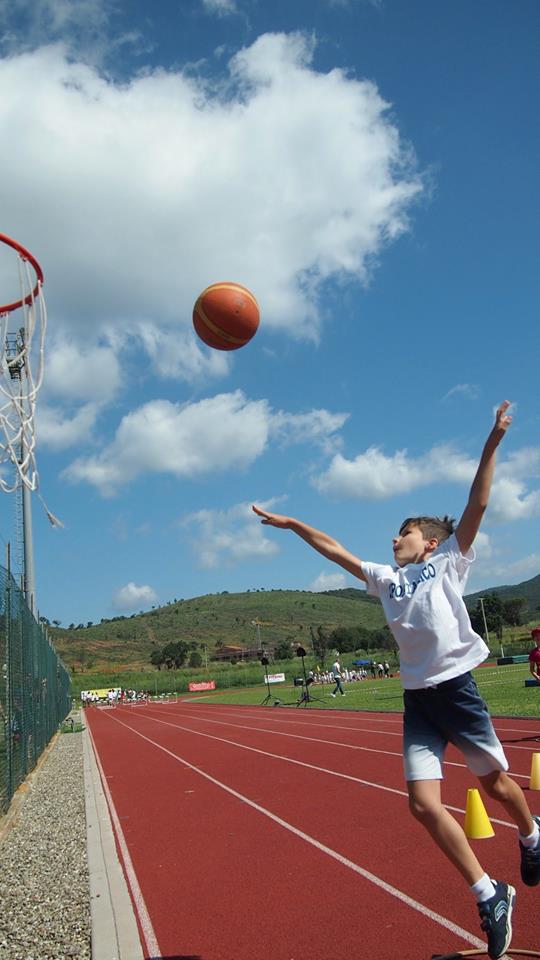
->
<box><xmin>519</xmin><ymin>815</ymin><xmax>540</xmax><ymax>886</ymax></box>
<box><xmin>477</xmin><ymin>880</ymin><xmax>515</xmax><ymax>960</ymax></box>
<box><xmin>331</xmin><ymin>693</ymin><xmax>336</xmax><ymax>698</ymax></box>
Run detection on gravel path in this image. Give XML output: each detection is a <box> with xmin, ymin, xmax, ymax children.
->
<box><xmin>0</xmin><ymin>728</ymin><xmax>91</xmax><ymax>960</ymax></box>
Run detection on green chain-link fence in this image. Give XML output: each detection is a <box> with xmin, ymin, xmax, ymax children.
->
<box><xmin>0</xmin><ymin>563</ymin><xmax>71</xmax><ymax>815</ymax></box>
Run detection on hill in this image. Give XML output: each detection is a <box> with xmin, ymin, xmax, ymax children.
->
<box><xmin>325</xmin><ymin>576</ymin><xmax>540</xmax><ymax>617</ymax></box>
<box><xmin>50</xmin><ymin>588</ymin><xmax>386</xmax><ymax>672</ymax></box>
<box><xmin>465</xmin><ymin>573</ymin><xmax>540</xmax><ymax>614</ymax></box>
<box><xmin>49</xmin><ymin>569</ymin><xmax>540</xmax><ymax>674</ymax></box>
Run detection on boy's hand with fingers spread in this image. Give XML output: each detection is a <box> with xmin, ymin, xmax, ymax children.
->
<box><xmin>252</xmin><ymin>505</ymin><xmax>291</xmax><ymax>528</ymax></box>
<box><xmin>494</xmin><ymin>400</ymin><xmax>512</xmax><ymax>436</ymax></box>
<box><xmin>252</xmin><ymin>504</ymin><xmax>366</xmax><ymax>581</ymax></box>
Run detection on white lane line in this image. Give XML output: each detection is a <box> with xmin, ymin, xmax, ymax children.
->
<box><xmin>87</xmin><ymin>721</ymin><xmax>162</xmax><ymax>959</ymax></box>
<box><xmin>103</xmin><ymin>711</ymin><xmax>486</xmax><ymax>952</ymax></box>
<box><xmin>181</xmin><ymin>703</ymin><xmax>540</xmax><ymax>746</ymax></box>
<box><xmin>123</xmin><ymin>709</ymin><xmax>516</xmax><ymax>831</ymax></box>
<box><xmin>147</xmin><ymin>706</ymin><xmax>530</xmax><ymax>782</ymax></box>
<box><xmin>176</xmin><ymin>701</ymin><xmax>540</xmax><ymax>749</ymax></box>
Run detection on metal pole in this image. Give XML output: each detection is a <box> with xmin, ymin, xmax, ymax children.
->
<box><xmin>5</xmin><ymin>542</ymin><xmax>13</xmax><ymax>802</ymax></box>
<box><xmin>479</xmin><ymin>597</ymin><xmax>490</xmax><ymax>646</ymax></box>
<box><xmin>479</xmin><ymin>596</ymin><xmax>504</xmax><ymax>658</ymax></box>
<box><xmin>22</xmin><ymin>480</ymin><xmax>36</xmax><ymax>618</ymax></box>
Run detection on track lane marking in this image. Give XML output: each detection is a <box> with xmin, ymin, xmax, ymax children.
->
<box><xmin>87</xmin><ymin>721</ymin><xmax>162</xmax><ymax>959</ymax></box>
<box><xmin>175</xmin><ymin>703</ymin><xmax>540</xmax><ymax>752</ymax></box>
<box><xmin>143</xmin><ymin>706</ymin><xmax>531</xmax><ymax>782</ymax></box>
<box><xmin>118</xmin><ymin>709</ymin><xmax>517</xmax><ymax>831</ymax></box>
<box><xmin>100</xmin><ymin>710</ymin><xmax>486</xmax><ymax>952</ymax></box>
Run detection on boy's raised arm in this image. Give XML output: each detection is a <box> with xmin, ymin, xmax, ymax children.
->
<box><xmin>455</xmin><ymin>400</ymin><xmax>513</xmax><ymax>555</ymax></box>
<box><xmin>251</xmin><ymin>505</ymin><xmax>367</xmax><ymax>582</ymax></box>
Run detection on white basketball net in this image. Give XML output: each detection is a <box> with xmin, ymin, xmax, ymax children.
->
<box><xmin>0</xmin><ymin>254</ymin><xmax>46</xmax><ymax>494</ymax></box>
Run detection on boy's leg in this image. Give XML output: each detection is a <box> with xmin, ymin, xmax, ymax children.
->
<box><xmin>479</xmin><ymin>769</ymin><xmax>540</xmax><ymax>887</ymax></box>
<box><xmin>407</xmin><ymin>779</ymin><xmax>484</xmax><ymax>884</ymax></box>
<box><xmin>478</xmin><ymin>769</ymin><xmax>533</xmax><ymax>836</ymax></box>
<box><xmin>408</xmin><ymin>778</ymin><xmax>516</xmax><ymax>960</ymax></box>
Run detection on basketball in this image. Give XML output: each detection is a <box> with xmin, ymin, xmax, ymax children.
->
<box><xmin>193</xmin><ymin>282</ymin><xmax>260</xmax><ymax>351</ymax></box>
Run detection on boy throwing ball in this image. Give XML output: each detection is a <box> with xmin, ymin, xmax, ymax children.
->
<box><xmin>253</xmin><ymin>401</ymin><xmax>539</xmax><ymax>959</ymax></box>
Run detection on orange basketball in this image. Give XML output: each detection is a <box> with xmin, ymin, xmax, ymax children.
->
<box><xmin>193</xmin><ymin>282</ymin><xmax>260</xmax><ymax>351</ymax></box>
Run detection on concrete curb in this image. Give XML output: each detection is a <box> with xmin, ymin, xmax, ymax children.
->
<box><xmin>83</xmin><ymin>723</ymin><xmax>144</xmax><ymax>960</ymax></box>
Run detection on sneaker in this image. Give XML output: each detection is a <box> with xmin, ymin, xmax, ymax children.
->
<box><xmin>331</xmin><ymin>693</ymin><xmax>336</xmax><ymax>698</ymax></box>
<box><xmin>477</xmin><ymin>880</ymin><xmax>515</xmax><ymax>960</ymax></box>
<box><xmin>519</xmin><ymin>815</ymin><xmax>540</xmax><ymax>886</ymax></box>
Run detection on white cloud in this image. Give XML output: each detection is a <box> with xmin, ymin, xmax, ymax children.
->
<box><xmin>43</xmin><ymin>339</ymin><xmax>121</xmax><ymax>403</ymax></box>
<box><xmin>112</xmin><ymin>581</ymin><xmax>157</xmax><ymax>611</ymax></box>
<box><xmin>315</xmin><ymin>440</ymin><xmax>540</xmax><ymax>523</ymax></box>
<box><xmin>0</xmin><ymin>1</ymin><xmax>145</xmax><ymax>67</ymax></box>
<box><xmin>0</xmin><ymin>33</ymin><xmax>421</xmax><ymax>385</ymax></box>
<box><xmin>36</xmin><ymin>339</ymin><xmax>122</xmax><ymax>449</ymax></box>
<box><xmin>38</xmin><ymin>402</ymin><xmax>101</xmax><ymax>450</ymax></box>
<box><xmin>270</xmin><ymin>408</ymin><xmax>349</xmax><ymax>453</ymax></box>
<box><xmin>309</xmin><ymin>570</ymin><xmax>348</xmax><ymax>591</ymax></box>
<box><xmin>182</xmin><ymin>501</ymin><xmax>280</xmax><ymax>569</ymax></box>
<box><xmin>442</xmin><ymin>384</ymin><xmax>480</xmax><ymax>402</ymax></box>
<box><xmin>131</xmin><ymin>322</ymin><xmax>230</xmax><ymax>382</ymax></box>
<box><xmin>62</xmin><ymin>390</ymin><xmax>271</xmax><ymax>494</ymax></box>
<box><xmin>201</xmin><ymin>0</ymin><xmax>237</xmax><ymax>15</ymax></box>
<box><xmin>61</xmin><ymin>390</ymin><xmax>349</xmax><ymax>494</ymax></box>
<box><xmin>471</xmin><ymin>531</ymin><xmax>493</xmax><ymax>560</ymax></box>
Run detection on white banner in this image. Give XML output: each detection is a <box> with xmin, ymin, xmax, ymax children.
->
<box><xmin>265</xmin><ymin>672</ymin><xmax>286</xmax><ymax>684</ymax></box>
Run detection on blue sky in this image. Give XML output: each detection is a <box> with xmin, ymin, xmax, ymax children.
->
<box><xmin>0</xmin><ymin>0</ymin><xmax>538</xmax><ymax>627</ymax></box>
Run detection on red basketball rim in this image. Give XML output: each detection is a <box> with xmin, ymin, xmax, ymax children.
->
<box><xmin>0</xmin><ymin>232</ymin><xmax>44</xmax><ymax>313</ymax></box>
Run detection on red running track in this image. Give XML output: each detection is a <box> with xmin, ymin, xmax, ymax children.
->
<box><xmin>86</xmin><ymin>701</ymin><xmax>540</xmax><ymax>960</ymax></box>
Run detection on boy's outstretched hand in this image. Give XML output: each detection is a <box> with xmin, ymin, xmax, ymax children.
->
<box><xmin>252</xmin><ymin>504</ymin><xmax>290</xmax><ymax>528</ymax></box>
<box><xmin>495</xmin><ymin>400</ymin><xmax>513</xmax><ymax>435</ymax></box>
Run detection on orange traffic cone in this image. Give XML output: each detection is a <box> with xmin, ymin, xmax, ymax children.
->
<box><xmin>464</xmin><ymin>788</ymin><xmax>495</xmax><ymax>839</ymax></box>
<box><xmin>530</xmin><ymin>752</ymin><xmax>540</xmax><ymax>791</ymax></box>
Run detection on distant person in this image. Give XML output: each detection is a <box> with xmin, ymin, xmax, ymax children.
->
<box><xmin>383</xmin><ymin>661</ymin><xmax>390</xmax><ymax>678</ymax></box>
<box><xmin>529</xmin><ymin>628</ymin><xmax>540</xmax><ymax>683</ymax></box>
<box><xmin>253</xmin><ymin>401</ymin><xmax>540</xmax><ymax>959</ymax></box>
<box><xmin>330</xmin><ymin>658</ymin><xmax>345</xmax><ymax>697</ymax></box>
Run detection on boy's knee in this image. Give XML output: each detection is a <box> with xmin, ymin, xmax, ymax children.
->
<box><xmin>480</xmin><ymin>770</ymin><xmax>512</xmax><ymax>802</ymax></box>
<box><xmin>408</xmin><ymin>795</ymin><xmax>443</xmax><ymax>826</ymax></box>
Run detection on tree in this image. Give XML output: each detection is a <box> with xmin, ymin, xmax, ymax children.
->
<box><xmin>188</xmin><ymin>650</ymin><xmax>203</xmax><ymax>668</ymax></box>
<box><xmin>150</xmin><ymin>649</ymin><xmax>164</xmax><ymax>671</ymax></box>
<box><xmin>274</xmin><ymin>639</ymin><xmax>294</xmax><ymax>660</ymax></box>
<box><xmin>502</xmin><ymin>597</ymin><xmax>527</xmax><ymax>627</ymax></box>
<box><xmin>161</xmin><ymin>640</ymin><xmax>189</xmax><ymax>669</ymax></box>
<box><xmin>329</xmin><ymin>625</ymin><xmax>373</xmax><ymax>653</ymax></box>
<box><xmin>470</xmin><ymin>594</ymin><xmax>505</xmax><ymax>641</ymax></box>
<box><xmin>310</xmin><ymin>625</ymin><xmax>331</xmax><ymax>668</ymax></box>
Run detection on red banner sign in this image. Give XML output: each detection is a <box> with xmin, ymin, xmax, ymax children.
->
<box><xmin>188</xmin><ymin>680</ymin><xmax>216</xmax><ymax>692</ymax></box>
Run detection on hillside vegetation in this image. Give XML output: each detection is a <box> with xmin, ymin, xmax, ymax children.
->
<box><xmin>49</xmin><ymin>569</ymin><xmax>540</xmax><ymax>675</ymax></box>
<box><xmin>50</xmin><ymin>588</ymin><xmax>386</xmax><ymax>672</ymax></box>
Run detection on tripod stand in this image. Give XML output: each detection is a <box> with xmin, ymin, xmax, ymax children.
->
<box><xmin>295</xmin><ymin>646</ymin><xmax>325</xmax><ymax>707</ymax></box>
<box><xmin>260</xmin><ymin>656</ymin><xmax>281</xmax><ymax>706</ymax></box>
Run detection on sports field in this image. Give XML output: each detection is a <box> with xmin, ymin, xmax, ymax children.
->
<box><xmin>86</xmin><ymin>695</ymin><xmax>540</xmax><ymax>960</ymax></box>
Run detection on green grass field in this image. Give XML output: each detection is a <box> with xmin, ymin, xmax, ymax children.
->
<box><xmin>180</xmin><ymin>661</ymin><xmax>540</xmax><ymax>718</ymax></box>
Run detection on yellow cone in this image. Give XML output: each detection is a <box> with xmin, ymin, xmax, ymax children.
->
<box><xmin>530</xmin><ymin>753</ymin><xmax>540</xmax><ymax>790</ymax></box>
<box><xmin>464</xmin><ymin>788</ymin><xmax>495</xmax><ymax>839</ymax></box>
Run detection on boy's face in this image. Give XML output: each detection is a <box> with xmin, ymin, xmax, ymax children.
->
<box><xmin>392</xmin><ymin>523</ymin><xmax>437</xmax><ymax>567</ymax></box>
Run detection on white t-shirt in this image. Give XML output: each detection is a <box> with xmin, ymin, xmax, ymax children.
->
<box><xmin>332</xmin><ymin>661</ymin><xmax>341</xmax><ymax>678</ymax></box>
<box><xmin>361</xmin><ymin>534</ymin><xmax>489</xmax><ymax>690</ymax></box>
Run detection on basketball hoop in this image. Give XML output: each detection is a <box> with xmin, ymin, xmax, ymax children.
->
<box><xmin>0</xmin><ymin>231</ymin><xmax>46</xmax><ymax>495</ymax></box>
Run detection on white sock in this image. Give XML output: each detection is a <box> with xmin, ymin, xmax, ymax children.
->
<box><xmin>471</xmin><ymin>873</ymin><xmax>496</xmax><ymax>903</ymax></box>
<box><xmin>519</xmin><ymin>821</ymin><xmax>540</xmax><ymax>848</ymax></box>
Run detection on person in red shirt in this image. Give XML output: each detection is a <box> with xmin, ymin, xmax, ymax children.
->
<box><xmin>529</xmin><ymin>628</ymin><xmax>540</xmax><ymax>683</ymax></box>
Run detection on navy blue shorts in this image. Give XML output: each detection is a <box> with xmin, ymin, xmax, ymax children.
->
<box><xmin>403</xmin><ymin>671</ymin><xmax>508</xmax><ymax>781</ymax></box>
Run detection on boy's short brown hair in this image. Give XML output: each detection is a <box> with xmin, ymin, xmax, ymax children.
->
<box><xmin>399</xmin><ymin>515</ymin><xmax>455</xmax><ymax>544</ymax></box>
